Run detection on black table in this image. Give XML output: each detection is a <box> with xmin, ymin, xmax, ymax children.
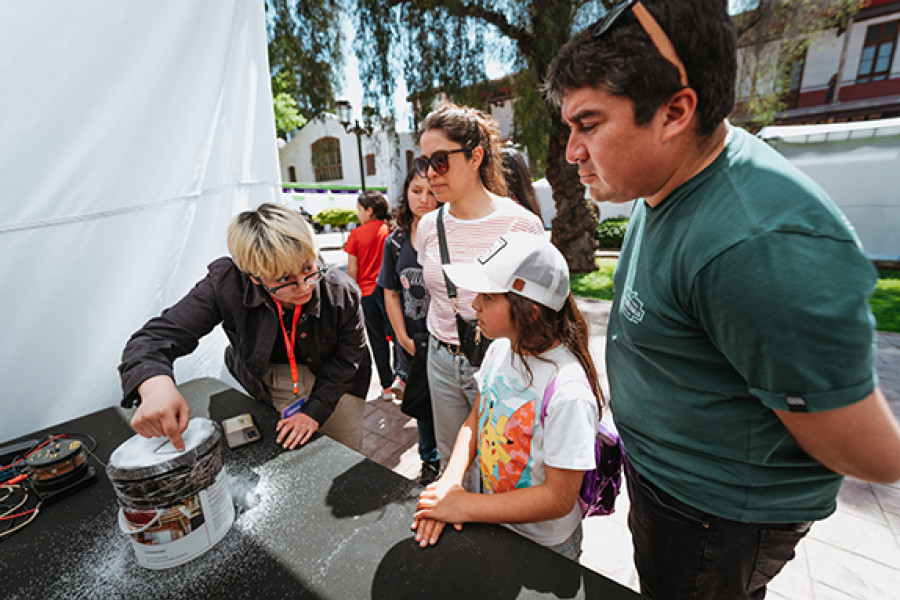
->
<box><xmin>1</xmin><ymin>384</ymin><xmax>642</xmax><ymax>599</ymax></box>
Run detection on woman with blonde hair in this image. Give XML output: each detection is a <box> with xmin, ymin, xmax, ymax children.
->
<box><xmin>414</xmin><ymin>103</ymin><xmax>544</xmax><ymax>489</ymax></box>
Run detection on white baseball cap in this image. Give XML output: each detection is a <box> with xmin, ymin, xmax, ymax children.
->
<box><xmin>442</xmin><ymin>232</ymin><xmax>570</xmax><ymax>311</ymax></box>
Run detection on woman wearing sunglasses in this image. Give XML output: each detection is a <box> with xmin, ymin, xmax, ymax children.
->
<box><xmin>119</xmin><ymin>203</ymin><xmax>371</xmax><ymax>454</ymax></box>
<box><xmin>415</xmin><ymin>103</ymin><xmax>545</xmax><ymax>490</ymax></box>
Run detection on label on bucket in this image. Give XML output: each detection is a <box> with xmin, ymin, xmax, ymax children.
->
<box><xmin>120</xmin><ymin>467</ymin><xmax>234</xmax><ymax>570</ymax></box>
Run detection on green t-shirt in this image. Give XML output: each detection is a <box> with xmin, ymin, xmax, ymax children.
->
<box><xmin>607</xmin><ymin>126</ymin><xmax>878</xmax><ymax>523</ymax></box>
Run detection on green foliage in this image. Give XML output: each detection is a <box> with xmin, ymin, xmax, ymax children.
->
<box><xmin>731</xmin><ymin>0</ymin><xmax>858</xmax><ymax>130</ymax></box>
<box><xmin>313</xmin><ymin>207</ymin><xmax>359</xmax><ymax>229</ymax></box>
<box><xmin>595</xmin><ymin>218</ymin><xmax>629</xmax><ymax>249</ymax></box>
<box><xmin>273</xmin><ymin>92</ymin><xmax>307</xmax><ymax>138</ymax></box>
<box><xmin>353</xmin><ymin>1</ymin><xmax>606</xmax><ymax>165</ymax></box>
<box><xmin>569</xmin><ymin>259</ymin><xmax>617</xmax><ymax>301</ymax></box>
<box><xmin>872</xmin><ymin>270</ymin><xmax>900</xmax><ymax>334</ymax></box>
<box><xmin>266</xmin><ymin>0</ymin><xmax>344</xmax><ymax>119</ymax></box>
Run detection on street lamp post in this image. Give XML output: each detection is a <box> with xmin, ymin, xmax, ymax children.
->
<box><xmin>335</xmin><ymin>99</ymin><xmax>375</xmax><ymax>192</ymax></box>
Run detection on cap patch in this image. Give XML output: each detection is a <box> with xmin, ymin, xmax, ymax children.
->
<box><xmin>477</xmin><ymin>237</ymin><xmax>508</xmax><ymax>265</ymax></box>
<box><xmin>512</xmin><ymin>277</ymin><xmax>526</xmax><ymax>292</ymax></box>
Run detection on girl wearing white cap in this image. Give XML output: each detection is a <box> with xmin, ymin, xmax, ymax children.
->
<box><xmin>412</xmin><ymin>233</ymin><xmax>602</xmax><ymax>559</ymax></box>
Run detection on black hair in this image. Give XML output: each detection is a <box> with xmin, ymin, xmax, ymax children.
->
<box><xmin>501</xmin><ymin>147</ymin><xmax>542</xmax><ymax>220</ymax></box>
<box><xmin>545</xmin><ymin>0</ymin><xmax>736</xmax><ymax>139</ymax></box>
<box><xmin>357</xmin><ymin>190</ymin><xmax>390</xmax><ymax>221</ymax></box>
<box><xmin>392</xmin><ymin>168</ymin><xmax>418</xmax><ymax>233</ymax></box>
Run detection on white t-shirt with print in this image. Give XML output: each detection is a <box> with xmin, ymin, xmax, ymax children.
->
<box><xmin>476</xmin><ymin>338</ymin><xmax>599</xmax><ymax>547</ymax></box>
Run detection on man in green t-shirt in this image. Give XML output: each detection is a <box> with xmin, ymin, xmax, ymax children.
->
<box><xmin>545</xmin><ymin>1</ymin><xmax>900</xmax><ymax>599</ymax></box>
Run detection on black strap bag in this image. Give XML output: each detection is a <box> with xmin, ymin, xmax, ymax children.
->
<box><xmin>401</xmin><ymin>332</ymin><xmax>433</xmax><ymax>422</ymax></box>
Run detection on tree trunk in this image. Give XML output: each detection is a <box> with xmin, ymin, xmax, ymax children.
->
<box><xmin>546</xmin><ymin>111</ymin><xmax>598</xmax><ymax>273</ymax></box>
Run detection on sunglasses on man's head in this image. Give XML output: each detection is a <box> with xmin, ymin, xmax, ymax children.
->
<box><xmin>413</xmin><ymin>148</ymin><xmax>470</xmax><ymax>178</ymax></box>
<box><xmin>593</xmin><ymin>0</ymin><xmax>689</xmax><ymax>88</ymax></box>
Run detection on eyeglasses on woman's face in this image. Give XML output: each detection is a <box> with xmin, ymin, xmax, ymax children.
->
<box><xmin>257</xmin><ymin>266</ymin><xmax>327</xmax><ymax>296</ymax></box>
<box><xmin>413</xmin><ymin>147</ymin><xmax>470</xmax><ymax>178</ymax></box>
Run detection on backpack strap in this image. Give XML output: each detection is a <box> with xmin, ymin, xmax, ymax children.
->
<box><xmin>540</xmin><ymin>373</ymin><xmax>592</xmax><ymax>426</ymax></box>
<box><xmin>389</xmin><ymin>229</ymin><xmax>404</xmax><ymax>265</ymax></box>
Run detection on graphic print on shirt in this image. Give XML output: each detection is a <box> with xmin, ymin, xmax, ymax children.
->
<box><xmin>478</xmin><ymin>374</ymin><xmax>537</xmax><ymax>493</ymax></box>
<box><xmin>400</xmin><ymin>266</ymin><xmax>430</xmax><ymax>321</ymax></box>
<box><xmin>622</xmin><ymin>285</ymin><xmax>645</xmax><ymax>324</ymax></box>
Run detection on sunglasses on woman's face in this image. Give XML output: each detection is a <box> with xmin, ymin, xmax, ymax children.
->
<box><xmin>413</xmin><ymin>148</ymin><xmax>470</xmax><ymax>178</ymax></box>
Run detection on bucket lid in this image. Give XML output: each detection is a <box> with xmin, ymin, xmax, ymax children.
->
<box><xmin>106</xmin><ymin>418</ymin><xmax>222</xmax><ymax>482</ymax></box>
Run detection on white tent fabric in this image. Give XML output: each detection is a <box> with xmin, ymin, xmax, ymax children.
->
<box><xmin>0</xmin><ymin>1</ymin><xmax>281</xmax><ymax>443</ymax></box>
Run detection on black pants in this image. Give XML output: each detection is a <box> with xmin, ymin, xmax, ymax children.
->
<box><xmin>625</xmin><ymin>460</ymin><xmax>810</xmax><ymax>600</ymax></box>
<box><xmin>361</xmin><ymin>287</ymin><xmax>393</xmax><ymax>390</ymax></box>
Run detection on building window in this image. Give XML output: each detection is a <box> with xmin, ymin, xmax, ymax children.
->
<box><xmin>858</xmin><ymin>20</ymin><xmax>898</xmax><ymax>83</ymax></box>
<box><xmin>365</xmin><ymin>153</ymin><xmax>376</xmax><ymax>176</ymax></box>
<box><xmin>311</xmin><ymin>137</ymin><xmax>343</xmax><ymax>182</ymax></box>
<box><xmin>287</xmin><ymin>166</ymin><xmax>297</xmax><ymax>182</ymax></box>
<box><xmin>406</xmin><ymin>150</ymin><xmax>414</xmax><ymax>173</ymax></box>
<box><xmin>778</xmin><ymin>46</ymin><xmax>806</xmax><ymax>109</ymax></box>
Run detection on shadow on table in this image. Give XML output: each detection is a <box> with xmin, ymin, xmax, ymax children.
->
<box><xmin>325</xmin><ymin>459</ymin><xmax>419</xmax><ymax>518</ymax></box>
<box><xmin>371</xmin><ymin>524</ymin><xmax>632</xmax><ymax>599</ymax></box>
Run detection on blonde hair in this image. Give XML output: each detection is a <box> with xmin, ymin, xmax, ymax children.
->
<box><xmin>226</xmin><ymin>203</ymin><xmax>317</xmax><ymax>278</ymax></box>
<box><xmin>419</xmin><ymin>102</ymin><xmax>508</xmax><ymax>197</ymax></box>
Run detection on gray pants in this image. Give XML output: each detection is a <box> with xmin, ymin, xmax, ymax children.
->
<box><xmin>426</xmin><ymin>336</ymin><xmax>481</xmax><ymax>491</ymax></box>
<box><xmin>263</xmin><ymin>363</ymin><xmax>364</xmax><ymax>452</ymax></box>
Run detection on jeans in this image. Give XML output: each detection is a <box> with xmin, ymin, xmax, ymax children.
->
<box><xmin>625</xmin><ymin>459</ymin><xmax>810</xmax><ymax>600</ymax></box>
<box><xmin>362</xmin><ymin>287</ymin><xmax>394</xmax><ymax>390</ymax></box>
<box><xmin>426</xmin><ymin>335</ymin><xmax>480</xmax><ymax>491</ymax></box>
<box><xmin>417</xmin><ymin>417</ymin><xmax>439</xmax><ymax>464</ymax></box>
<box><xmin>547</xmin><ymin>522</ymin><xmax>583</xmax><ymax>562</ymax></box>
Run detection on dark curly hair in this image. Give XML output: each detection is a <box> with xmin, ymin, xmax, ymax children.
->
<box><xmin>544</xmin><ymin>0</ymin><xmax>736</xmax><ymax>139</ymax></box>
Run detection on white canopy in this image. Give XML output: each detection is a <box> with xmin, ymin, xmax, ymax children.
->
<box><xmin>0</xmin><ymin>1</ymin><xmax>280</xmax><ymax>442</ymax></box>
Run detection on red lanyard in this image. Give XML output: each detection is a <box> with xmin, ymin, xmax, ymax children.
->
<box><xmin>272</xmin><ymin>298</ymin><xmax>302</xmax><ymax>395</ymax></box>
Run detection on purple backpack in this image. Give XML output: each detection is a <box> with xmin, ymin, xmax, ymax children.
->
<box><xmin>540</xmin><ymin>376</ymin><xmax>625</xmax><ymax>517</ymax></box>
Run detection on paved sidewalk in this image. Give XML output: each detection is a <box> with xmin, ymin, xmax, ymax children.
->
<box><xmin>358</xmin><ymin>297</ymin><xmax>900</xmax><ymax>599</ymax></box>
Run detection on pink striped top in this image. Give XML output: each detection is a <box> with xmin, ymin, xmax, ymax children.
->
<box><xmin>418</xmin><ymin>197</ymin><xmax>545</xmax><ymax>344</ymax></box>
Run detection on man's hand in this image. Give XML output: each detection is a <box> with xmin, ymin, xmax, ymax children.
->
<box><xmin>132</xmin><ymin>375</ymin><xmax>190</xmax><ymax>452</ymax></box>
<box><xmin>276</xmin><ymin>412</ymin><xmax>319</xmax><ymax>449</ymax></box>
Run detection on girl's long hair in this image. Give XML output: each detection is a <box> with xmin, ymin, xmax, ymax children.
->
<box><xmin>506</xmin><ymin>293</ymin><xmax>604</xmax><ymax>412</ymax></box>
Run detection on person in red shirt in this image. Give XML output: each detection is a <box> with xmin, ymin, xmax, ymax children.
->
<box><xmin>345</xmin><ymin>191</ymin><xmax>394</xmax><ymax>401</ymax></box>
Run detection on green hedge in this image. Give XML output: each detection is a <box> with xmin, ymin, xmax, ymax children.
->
<box><xmin>596</xmin><ymin>217</ymin><xmax>629</xmax><ymax>249</ymax></box>
<box><xmin>313</xmin><ymin>207</ymin><xmax>359</xmax><ymax>229</ymax></box>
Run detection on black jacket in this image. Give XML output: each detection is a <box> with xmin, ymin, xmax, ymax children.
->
<box><xmin>119</xmin><ymin>257</ymin><xmax>372</xmax><ymax>425</ymax></box>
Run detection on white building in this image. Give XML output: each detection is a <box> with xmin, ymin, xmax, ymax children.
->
<box><xmin>278</xmin><ymin>113</ymin><xmax>417</xmax><ymax>213</ymax></box>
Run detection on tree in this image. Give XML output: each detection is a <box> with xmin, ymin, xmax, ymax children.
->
<box><xmin>350</xmin><ymin>0</ymin><xmax>605</xmax><ymax>272</ymax></box>
<box><xmin>730</xmin><ymin>0</ymin><xmax>858</xmax><ymax>130</ymax></box>
<box><xmin>274</xmin><ymin>92</ymin><xmax>307</xmax><ymax>138</ymax></box>
<box><xmin>266</xmin><ymin>0</ymin><xmax>345</xmax><ymax>120</ymax></box>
